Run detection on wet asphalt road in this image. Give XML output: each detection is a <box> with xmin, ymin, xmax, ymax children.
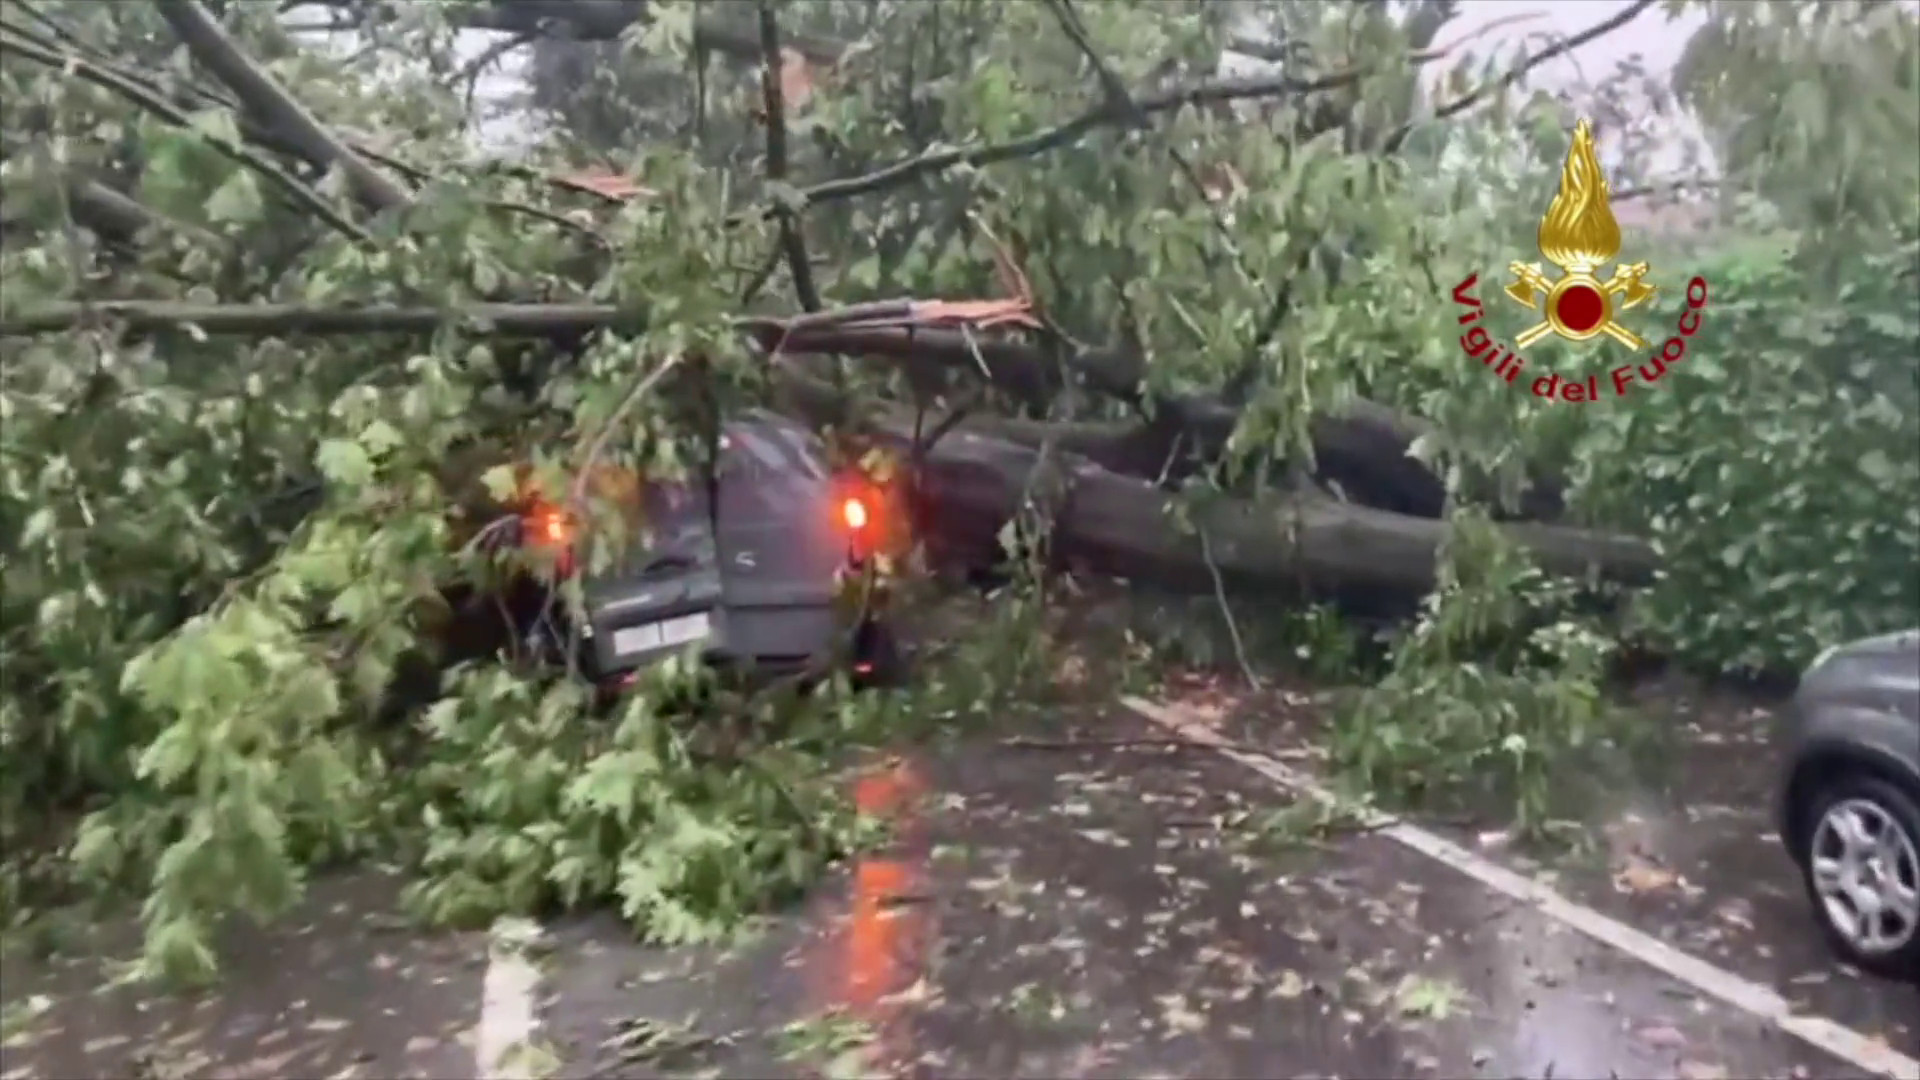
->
<box><xmin>1203</xmin><ymin>677</ymin><xmax>1920</xmax><ymax>1057</ymax></box>
<box><xmin>3</xmin><ymin>697</ymin><xmax>1914</xmax><ymax>1079</ymax></box>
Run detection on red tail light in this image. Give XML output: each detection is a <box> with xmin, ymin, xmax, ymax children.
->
<box><xmin>841</xmin><ymin>496</ymin><xmax>870</xmax><ymax>533</ymax></box>
<box><xmin>523</xmin><ymin>503</ymin><xmax>576</xmax><ymax>576</ymax></box>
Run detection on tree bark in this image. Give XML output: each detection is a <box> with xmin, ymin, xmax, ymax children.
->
<box><xmin>773</xmin><ymin>374</ymin><xmax>1654</xmax><ymax>599</ymax></box>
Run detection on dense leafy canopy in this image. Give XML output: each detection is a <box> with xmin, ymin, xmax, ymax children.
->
<box><xmin>0</xmin><ymin>0</ymin><xmax>1914</xmax><ymax>981</ymax></box>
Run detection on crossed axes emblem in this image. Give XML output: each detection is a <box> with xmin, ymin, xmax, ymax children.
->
<box><xmin>1504</xmin><ymin>261</ymin><xmax>1658</xmax><ymax>350</ymax></box>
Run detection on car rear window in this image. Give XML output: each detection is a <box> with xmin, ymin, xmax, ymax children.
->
<box><xmin>636</xmin><ymin>481</ymin><xmax>713</xmax><ymax>556</ymax></box>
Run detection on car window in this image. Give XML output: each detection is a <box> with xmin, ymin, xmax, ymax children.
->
<box><xmin>638</xmin><ymin>482</ymin><xmax>714</xmax><ymax>556</ymax></box>
<box><xmin>718</xmin><ymin>421</ymin><xmax>829</xmax><ymax>518</ymax></box>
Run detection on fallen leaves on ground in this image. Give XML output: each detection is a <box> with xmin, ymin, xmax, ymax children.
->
<box><xmin>1388</xmin><ymin>974</ymin><xmax>1469</xmax><ymax>1021</ymax></box>
<box><xmin>1614</xmin><ymin>859</ymin><xmax>1680</xmax><ymax>894</ymax></box>
<box><xmin>1635</xmin><ymin>1023</ymin><xmax>1688</xmax><ymax>1049</ymax></box>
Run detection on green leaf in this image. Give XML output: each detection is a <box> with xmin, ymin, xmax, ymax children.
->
<box><xmin>481</xmin><ymin>464</ymin><xmax>520</xmax><ymax>503</ymax></box>
<box><xmin>185</xmin><ymin>108</ymin><xmax>242</xmax><ymax>143</ymax></box>
<box><xmin>19</xmin><ymin>507</ymin><xmax>56</xmax><ymax>547</ymax></box>
<box><xmin>1859</xmin><ymin>449</ymin><xmax>1895</xmax><ymax>483</ymax></box>
<box><xmin>315</xmin><ymin>439</ymin><xmax>375</xmax><ymax>486</ymax></box>
<box><xmin>360</xmin><ymin>419</ymin><xmax>405</xmax><ymax>456</ymax></box>
<box><xmin>845</xmin><ymin>256</ymin><xmax>881</xmax><ymax>291</ymax></box>
<box><xmin>205</xmin><ymin>171</ymin><xmax>264</xmax><ymax>225</ymax></box>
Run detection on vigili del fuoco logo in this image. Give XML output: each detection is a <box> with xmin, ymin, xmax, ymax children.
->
<box><xmin>1450</xmin><ymin>118</ymin><xmax>1709</xmax><ymax>404</ymax></box>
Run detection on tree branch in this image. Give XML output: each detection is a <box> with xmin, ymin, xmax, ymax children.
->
<box><xmin>792</xmin><ymin>12</ymin><xmax>1631</xmax><ymax>216</ymax></box>
<box><xmin>757</xmin><ymin>1</ymin><xmax>821</xmax><ymax>312</ymax></box>
<box><xmin>64</xmin><ymin>177</ymin><xmax>228</xmax><ymax>249</ymax></box>
<box><xmin>1041</xmin><ymin>0</ymin><xmax>1281</xmax><ymax>416</ymax></box>
<box><xmin>1382</xmin><ymin>0</ymin><xmax>1657</xmax><ymax>153</ymax></box>
<box><xmin>792</xmin><ymin>65</ymin><xmax>1374</xmax><ymax>209</ymax></box>
<box><xmin>0</xmin><ymin>298</ymin><xmax>1561</xmax><ymax>520</ymax></box>
<box><xmin>0</xmin><ymin>301</ymin><xmax>647</xmax><ymax>338</ymax></box>
<box><xmin>152</xmin><ymin>0</ymin><xmax>412</xmax><ymax>214</ymax></box>
<box><xmin>0</xmin><ymin>31</ymin><xmax>368</xmax><ymax>240</ymax></box>
<box><xmin>1615</xmin><ymin>179</ymin><xmax>1720</xmax><ymax>203</ymax></box>
<box><xmin>431</xmin><ymin>0</ymin><xmax>844</xmax><ymax>62</ymax></box>
<box><xmin>457</xmin><ymin>29</ymin><xmax>535</xmax><ymax>116</ymax></box>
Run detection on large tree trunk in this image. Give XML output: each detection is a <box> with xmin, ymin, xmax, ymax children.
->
<box><xmin>757</xmin><ymin>323</ymin><xmax>1568</xmax><ymax>521</ymax></box>
<box><xmin>773</xmin><ymin>375</ymin><xmax>1655</xmax><ymax>599</ymax></box>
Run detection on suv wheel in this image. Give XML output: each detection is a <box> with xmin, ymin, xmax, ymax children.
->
<box><xmin>1798</xmin><ymin>775</ymin><xmax>1920</xmax><ymax>978</ymax></box>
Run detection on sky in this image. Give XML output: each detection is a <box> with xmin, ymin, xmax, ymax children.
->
<box><xmin>1217</xmin><ymin>1</ymin><xmax>1718</xmax><ymax>180</ymax></box>
<box><xmin>1427</xmin><ymin>1</ymin><xmax>1715</xmax><ymax>179</ymax></box>
<box><xmin>458</xmin><ymin>1</ymin><xmax>1715</xmax><ymax>168</ymax></box>
<box><xmin>1425</xmin><ymin>1</ymin><xmax>1705</xmax><ymax>96</ymax></box>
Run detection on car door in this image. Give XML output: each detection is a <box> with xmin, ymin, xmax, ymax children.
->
<box><xmin>713</xmin><ymin>413</ymin><xmax>845</xmax><ymax>611</ymax></box>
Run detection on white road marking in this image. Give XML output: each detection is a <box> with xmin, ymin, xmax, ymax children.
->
<box><xmin>477</xmin><ymin>917</ymin><xmax>545</xmax><ymax>1080</ymax></box>
<box><xmin>1120</xmin><ymin>695</ymin><xmax>1920</xmax><ymax>1080</ymax></box>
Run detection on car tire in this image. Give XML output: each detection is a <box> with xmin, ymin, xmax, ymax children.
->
<box><xmin>1797</xmin><ymin>774</ymin><xmax>1920</xmax><ymax>980</ymax></box>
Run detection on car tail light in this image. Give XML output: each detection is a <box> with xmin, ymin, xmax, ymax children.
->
<box><xmin>841</xmin><ymin>496</ymin><xmax>870</xmax><ymax>533</ymax></box>
<box><xmin>534</xmin><ymin>509</ymin><xmax>570</xmax><ymax>544</ymax></box>
<box><xmin>522</xmin><ymin>503</ymin><xmax>576</xmax><ymax>576</ymax></box>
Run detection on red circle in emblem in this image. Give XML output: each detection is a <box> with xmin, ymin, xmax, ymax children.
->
<box><xmin>1555</xmin><ymin>284</ymin><xmax>1606</xmax><ymax>333</ymax></box>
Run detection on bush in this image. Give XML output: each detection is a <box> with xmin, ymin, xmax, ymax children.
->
<box><xmin>1329</xmin><ymin>510</ymin><xmax>1623</xmax><ymax>834</ymax></box>
<box><xmin>1574</xmin><ymin>235</ymin><xmax>1920</xmax><ymax>673</ymax></box>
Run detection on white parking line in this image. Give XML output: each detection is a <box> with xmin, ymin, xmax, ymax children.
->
<box><xmin>1121</xmin><ymin>695</ymin><xmax>1920</xmax><ymax>1080</ymax></box>
<box><xmin>477</xmin><ymin>917</ymin><xmax>545</xmax><ymax>1080</ymax></box>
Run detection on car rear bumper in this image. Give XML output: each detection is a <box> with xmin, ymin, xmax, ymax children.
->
<box><xmin>588</xmin><ymin>601</ymin><xmax>841</xmax><ymax>679</ymax></box>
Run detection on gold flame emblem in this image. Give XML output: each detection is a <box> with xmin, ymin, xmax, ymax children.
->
<box><xmin>1505</xmin><ymin>118</ymin><xmax>1657</xmax><ymax>349</ymax></box>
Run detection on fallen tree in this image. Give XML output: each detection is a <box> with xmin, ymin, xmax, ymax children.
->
<box><xmin>0</xmin><ymin>295</ymin><xmax>1559</xmax><ymax>524</ymax></box>
<box><xmin>767</xmin><ymin>373</ymin><xmax>1651</xmax><ymax>596</ymax></box>
<box><xmin>1</xmin><ymin>0</ymin><xmax>1608</xmax><ymax>541</ymax></box>
<box><xmin>0</xmin><ymin>290</ymin><xmax>1632</xmax><ymax>593</ymax></box>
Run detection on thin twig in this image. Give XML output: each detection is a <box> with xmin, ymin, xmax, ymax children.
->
<box><xmin>458</xmin><ymin>29</ymin><xmax>534</xmax><ymax>116</ymax></box>
<box><xmin>793</xmin><ymin>65</ymin><xmax>1410</xmax><ymax>209</ymax></box>
<box><xmin>739</xmin><ymin>244</ymin><xmax>786</xmax><ymax>305</ymax></box>
<box><xmin>998</xmin><ymin>736</ymin><xmax>1215</xmax><ymax>751</ymax></box>
<box><xmin>791</xmin><ymin>6</ymin><xmax>1635</xmax><ymax>213</ymax></box>
<box><xmin>569</xmin><ymin>354</ymin><xmax>685</xmax><ymax>512</ymax></box>
<box><xmin>1041</xmin><ymin>0</ymin><xmax>1276</xmax><ymax>394</ymax></box>
<box><xmin>916</xmin><ymin>386</ymin><xmax>984</xmax><ymax>459</ymax></box>
<box><xmin>1383</xmin><ymin>0</ymin><xmax>1657</xmax><ymax>153</ymax></box>
<box><xmin>1042</xmin><ymin>0</ymin><xmax>1244</xmax><ymax>250</ymax></box>
<box><xmin>0</xmin><ymin>300</ymin><xmax>645</xmax><ymax>337</ymax></box>
<box><xmin>1614</xmin><ymin>179</ymin><xmax>1720</xmax><ymax>203</ymax></box>
<box><xmin>1198</xmin><ymin>523</ymin><xmax>1260</xmax><ymax>688</ymax></box>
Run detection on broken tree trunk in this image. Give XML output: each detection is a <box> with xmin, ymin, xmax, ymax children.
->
<box><xmin>756</xmin><ymin>321</ymin><xmax>1568</xmax><ymax>521</ymax></box>
<box><xmin>772</xmin><ymin>374</ymin><xmax>1655</xmax><ymax>598</ymax></box>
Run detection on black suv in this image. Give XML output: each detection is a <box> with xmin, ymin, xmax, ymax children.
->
<box><xmin>517</xmin><ymin>411</ymin><xmax>900</xmax><ymax>689</ymax></box>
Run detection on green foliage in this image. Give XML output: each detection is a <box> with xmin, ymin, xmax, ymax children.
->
<box><xmin>400</xmin><ymin>662</ymin><xmax>873</xmax><ymax>945</ymax></box>
<box><xmin>1673</xmin><ymin>0</ymin><xmax>1919</xmax><ymax>251</ymax></box>
<box><xmin>1576</xmin><ymin>235</ymin><xmax>1920</xmax><ymax>672</ymax></box>
<box><xmin>1329</xmin><ymin>511</ymin><xmax>1623</xmax><ymax>835</ymax></box>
